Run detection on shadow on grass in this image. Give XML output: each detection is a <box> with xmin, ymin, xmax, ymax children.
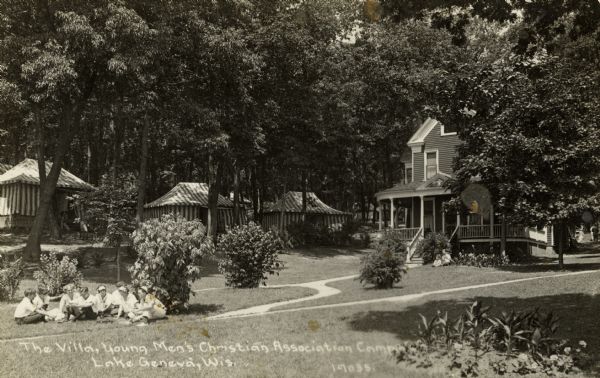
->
<box><xmin>286</xmin><ymin>246</ymin><xmax>367</xmax><ymax>259</ymax></box>
<box><xmin>186</xmin><ymin>303</ymin><xmax>224</xmax><ymax>316</ymax></box>
<box><xmin>347</xmin><ymin>293</ymin><xmax>600</xmax><ymax>375</ymax></box>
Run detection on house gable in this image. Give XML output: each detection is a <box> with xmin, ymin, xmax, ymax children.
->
<box><xmin>409</xmin><ymin>119</ymin><xmax>461</xmax><ymax>181</ymax></box>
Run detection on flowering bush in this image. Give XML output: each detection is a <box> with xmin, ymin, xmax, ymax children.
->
<box><xmin>0</xmin><ymin>255</ymin><xmax>24</xmax><ymax>301</ymax></box>
<box><xmin>453</xmin><ymin>251</ymin><xmax>510</xmax><ymax>267</ymax></box>
<box><xmin>217</xmin><ymin>222</ymin><xmax>284</xmax><ymax>288</ymax></box>
<box><xmin>129</xmin><ymin>214</ymin><xmax>214</xmax><ymax>310</ymax></box>
<box><xmin>414</xmin><ymin>232</ymin><xmax>450</xmax><ymax>264</ymax></box>
<box><xmin>33</xmin><ymin>252</ymin><xmax>83</xmax><ymax>296</ymax></box>
<box><xmin>372</xmin><ymin>229</ymin><xmax>408</xmax><ymax>258</ymax></box>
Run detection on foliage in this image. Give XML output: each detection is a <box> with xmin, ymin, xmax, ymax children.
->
<box><xmin>73</xmin><ymin>176</ymin><xmax>137</xmax><ymax>248</ymax></box>
<box><xmin>217</xmin><ymin>222</ymin><xmax>284</xmax><ymax>288</ymax></box>
<box><xmin>33</xmin><ymin>252</ymin><xmax>83</xmax><ymax>296</ymax></box>
<box><xmin>394</xmin><ymin>301</ymin><xmax>589</xmax><ymax>376</ymax></box>
<box><xmin>453</xmin><ymin>251</ymin><xmax>510</xmax><ymax>267</ymax></box>
<box><xmin>414</xmin><ymin>232</ymin><xmax>450</xmax><ymax>264</ymax></box>
<box><xmin>285</xmin><ymin>220</ymin><xmax>359</xmax><ymax>247</ymax></box>
<box><xmin>86</xmin><ymin>250</ymin><xmax>105</xmax><ymax>268</ymax></box>
<box><xmin>129</xmin><ymin>214</ymin><xmax>214</xmax><ymax>310</ymax></box>
<box><xmin>372</xmin><ymin>229</ymin><xmax>409</xmax><ymax>258</ymax></box>
<box><xmin>358</xmin><ymin>247</ymin><xmax>407</xmax><ymax>289</ymax></box>
<box><xmin>0</xmin><ymin>255</ymin><xmax>24</xmax><ymax>301</ymax></box>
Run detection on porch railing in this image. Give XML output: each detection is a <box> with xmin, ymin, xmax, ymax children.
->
<box><xmin>456</xmin><ymin>224</ymin><xmax>531</xmax><ymax>240</ymax></box>
<box><xmin>392</xmin><ymin>227</ymin><xmax>421</xmax><ymax>241</ymax></box>
<box><xmin>407</xmin><ymin>227</ymin><xmax>423</xmax><ymax>262</ymax></box>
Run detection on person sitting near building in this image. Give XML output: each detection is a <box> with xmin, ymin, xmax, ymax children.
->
<box><xmin>115</xmin><ymin>285</ymin><xmax>138</xmax><ymax>319</ymax></box>
<box><xmin>14</xmin><ymin>289</ymin><xmax>46</xmax><ymax>325</ymax></box>
<box><xmin>128</xmin><ymin>286</ymin><xmax>167</xmax><ymax>325</ymax></box>
<box><xmin>95</xmin><ymin>285</ymin><xmax>116</xmax><ymax>318</ymax></box>
<box><xmin>66</xmin><ymin>287</ymin><xmax>98</xmax><ymax>321</ymax></box>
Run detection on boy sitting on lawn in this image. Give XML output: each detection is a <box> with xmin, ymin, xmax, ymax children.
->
<box><xmin>115</xmin><ymin>286</ymin><xmax>138</xmax><ymax>319</ymax></box>
<box><xmin>95</xmin><ymin>285</ymin><xmax>116</xmax><ymax>317</ymax></box>
<box><xmin>56</xmin><ymin>284</ymin><xmax>82</xmax><ymax>322</ymax></box>
<box><xmin>66</xmin><ymin>287</ymin><xmax>98</xmax><ymax>321</ymax></box>
<box><xmin>128</xmin><ymin>286</ymin><xmax>167</xmax><ymax>325</ymax></box>
<box><xmin>14</xmin><ymin>289</ymin><xmax>45</xmax><ymax>325</ymax></box>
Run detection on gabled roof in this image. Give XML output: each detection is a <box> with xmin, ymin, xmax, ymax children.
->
<box><xmin>263</xmin><ymin>191</ymin><xmax>349</xmax><ymax>215</ymax></box>
<box><xmin>0</xmin><ymin>158</ymin><xmax>94</xmax><ymax>191</ymax></box>
<box><xmin>375</xmin><ymin>173</ymin><xmax>452</xmax><ymax>199</ymax></box>
<box><xmin>144</xmin><ymin>182</ymin><xmax>234</xmax><ymax>209</ymax></box>
<box><xmin>407</xmin><ymin>118</ymin><xmax>439</xmax><ymax>146</ymax></box>
<box><xmin>0</xmin><ymin>163</ymin><xmax>12</xmax><ymax>175</ymax></box>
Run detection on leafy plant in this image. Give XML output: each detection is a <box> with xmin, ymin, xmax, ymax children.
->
<box><xmin>0</xmin><ymin>255</ymin><xmax>24</xmax><ymax>301</ymax></box>
<box><xmin>418</xmin><ymin>313</ymin><xmax>440</xmax><ymax>352</ymax></box>
<box><xmin>488</xmin><ymin>310</ymin><xmax>531</xmax><ymax>358</ymax></box>
<box><xmin>453</xmin><ymin>251</ymin><xmax>510</xmax><ymax>267</ymax></box>
<box><xmin>33</xmin><ymin>252</ymin><xmax>83</xmax><ymax>296</ymax></box>
<box><xmin>87</xmin><ymin>250</ymin><xmax>105</xmax><ymax>268</ymax></box>
<box><xmin>217</xmin><ymin>222</ymin><xmax>284</xmax><ymax>288</ymax></box>
<box><xmin>414</xmin><ymin>232</ymin><xmax>450</xmax><ymax>264</ymax></box>
<box><xmin>129</xmin><ymin>214</ymin><xmax>214</xmax><ymax>309</ymax></box>
<box><xmin>358</xmin><ymin>247</ymin><xmax>407</xmax><ymax>289</ymax></box>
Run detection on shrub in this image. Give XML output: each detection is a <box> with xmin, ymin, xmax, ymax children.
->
<box><xmin>372</xmin><ymin>229</ymin><xmax>408</xmax><ymax>258</ymax></box>
<box><xmin>0</xmin><ymin>255</ymin><xmax>24</xmax><ymax>301</ymax></box>
<box><xmin>217</xmin><ymin>222</ymin><xmax>284</xmax><ymax>288</ymax></box>
<box><xmin>453</xmin><ymin>251</ymin><xmax>510</xmax><ymax>267</ymax></box>
<box><xmin>414</xmin><ymin>232</ymin><xmax>450</xmax><ymax>264</ymax></box>
<box><xmin>359</xmin><ymin>240</ymin><xmax>407</xmax><ymax>289</ymax></box>
<box><xmin>33</xmin><ymin>252</ymin><xmax>83</xmax><ymax>296</ymax></box>
<box><xmin>393</xmin><ymin>301</ymin><xmax>590</xmax><ymax>376</ymax></box>
<box><xmin>87</xmin><ymin>250</ymin><xmax>105</xmax><ymax>268</ymax></box>
<box><xmin>129</xmin><ymin>214</ymin><xmax>214</xmax><ymax>310</ymax></box>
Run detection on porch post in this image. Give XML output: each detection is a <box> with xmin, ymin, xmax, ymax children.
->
<box><xmin>390</xmin><ymin>198</ymin><xmax>395</xmax><ymax>229</ymax></box>
<box><xmin>378</xmin><ymin>200</ymin><xmax>382</xmax><ymax>231</ymax></box>
<box><xmin>420</xmin><ymin>195</ymin><xmax>424</xmax><ymax>231</ymax></box>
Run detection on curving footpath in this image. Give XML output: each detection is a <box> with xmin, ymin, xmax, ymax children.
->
<box><xmin>205</xmin><ymin>269</ymin><xmax>600</xmax><ymax>321</ymax></box>
<box><xmin>206</xmin><ymin>274</ymin><xmax>358</xmax><ymax>320</ymax></box>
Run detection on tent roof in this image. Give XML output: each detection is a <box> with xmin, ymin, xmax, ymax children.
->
<box><xmin>263</xmin><ymin>191</ymin><xmax>349</xmax><ymax>215</ymax></box>
<box><xmin>144</xmin><ymin>182</ymin><xmax>234</xmax><ymax>209</ymax></box>
<box><xmin>0</xmin><ymin>158</ymin><xmax>94</xmax><ymax>191</ymax></box>
<box><xmin>0</xmin><ymin>163</ymin><xmax>12</xmax><ymax>175</ymax></box>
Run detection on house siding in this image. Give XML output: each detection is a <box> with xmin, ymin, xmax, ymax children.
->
<box><xmin>413</xmin><ymin>150</ymin><xmax>424</xmax><ymax>182</ymax></box>
<box><xmin>421</xmin><ymin>123</ymin><xmax>461</xmax><ymax>177</ymax></box>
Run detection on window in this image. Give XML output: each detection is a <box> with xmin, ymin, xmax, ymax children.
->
<box><xmin>441</xmin><ymin>123</ymin><xmax>458</xmax><ymax>135</ymax></box>
<box><xmin>405</xmin><ymin>168</ymin><xmax>413</xmax><ymax>183</ymax></box>
<box><xmin>425</xmin><ymin>151</ymin><xmax>437</xmax><ymax>179</ymax></box>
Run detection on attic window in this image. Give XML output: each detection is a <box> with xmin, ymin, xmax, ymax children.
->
<box><xmin>441</xmin><ymin>124</ymin><xmax>458</xmax><ymax>135</ymax></box>
<box><xmin>425</xmin><ymin>151</ymin><xmax>438</xmax><ymax>180</ymax></box>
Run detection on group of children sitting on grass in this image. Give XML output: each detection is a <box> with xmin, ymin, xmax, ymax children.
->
<box><xmin>14</xmin><ymin>281</ymin><xmax>167</xmax><ymax>326</ymax></box>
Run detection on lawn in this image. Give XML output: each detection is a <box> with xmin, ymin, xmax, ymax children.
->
<box><xmin>2</xmin><ymin>241</ymin><xmax>600</xmax><ymax>377</ymax></box>
<box><xmin>1</xmin><ymin>272</ymin><xmax>599</xmax><ymax>377</ymax></box>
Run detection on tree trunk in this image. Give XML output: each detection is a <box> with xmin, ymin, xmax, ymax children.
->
<box><xmin>250</xmin><ymin>165</ymin><xmax>259</xmax><ymax>222</ymax></box>
<box><xmin>558</xmin><ymin>221</ymin><xmax>564</xmax><ymax>269</ymax></box>
<box><xmin>500</xmin><ymin>213</ymin><xmax>507</xmax><ymax>254</ymax></box>
<box><xmin>301</xmin><ymin>171</ymin><xmax>307</xmax><ymax>222</ymax></box>
<box><xmin>206</xmin><ymin>154</ymin><xmax>221</xmax><ymax>243</ymax></box>
<box><xmin>279</xmin><ymin>183</ymin><xmax>286</xmax><ymax>232</ymax></box>
<box><xmin>136</xmin><ymin>116</ymin><xmax>150</xmax><ymax>224</ymax></box>
<box><xmin>232</xmin><ymin>160</ymin><xmax>240</xmax><ymax>226</ymax></box>
<box><xmin>25</xmin><ymin>106</ymin><xmax>76</xmax><ymax>261</ymax></box>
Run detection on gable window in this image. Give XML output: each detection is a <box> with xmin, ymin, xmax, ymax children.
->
<box><xmin>425</xmin><ymin>151</ymin><xmax>438</xmax><ymax>179</ymax></box>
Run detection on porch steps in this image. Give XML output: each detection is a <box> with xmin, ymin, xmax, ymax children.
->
<box><xmin>406</xmin><ymin>257</ymin><xmax>424</xmax><ymax>268</ymax></box>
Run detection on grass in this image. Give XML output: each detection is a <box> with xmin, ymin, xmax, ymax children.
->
<box><xmin>2</xmin><ymin>240</ymin><xmax>600</xmax><ymax>377</ymax></box>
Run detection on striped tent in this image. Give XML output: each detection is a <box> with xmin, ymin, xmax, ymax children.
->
<box><xmin>261</xmin><ymin>191</ymin><xmax>351</xmax><ymax>230</ymax></box>
<box><xmin>143</xmin><ymin>182</ymin><xmax>247</xmax><ymax>232</ymax></box>
<box><xmin>0</xmin><ymin>159</ymin><xmax>95</xmax><ymax>229</ymax></box>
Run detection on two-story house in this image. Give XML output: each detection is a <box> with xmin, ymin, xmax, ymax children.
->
<box><xmin>374</xmin><ymin>118</ymin><xmax>554</xmax><ymax>262</ymax></box>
